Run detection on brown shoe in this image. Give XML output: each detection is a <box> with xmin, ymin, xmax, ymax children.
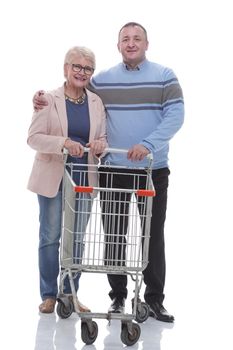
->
<box><xmin>77</xmin><ymin>299</ymin><xmax>90</xmax><ymax>312</ymax></box>
<box><xmin>68</xmin><ymin>295</ymin><xmax>90</xmax><ymax>312</ymax></box>
<box><xmin>39</xmin><ymin>298</ymin><xmax>56</xmax><ymax>313</ymax></box>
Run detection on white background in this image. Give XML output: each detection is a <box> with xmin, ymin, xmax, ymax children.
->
<box><xmin>1</xmin><ymin>0</ymin><xmax>233</xmax><ymax>349</ymax></box>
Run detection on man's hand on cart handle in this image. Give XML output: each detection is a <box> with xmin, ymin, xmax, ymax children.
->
<box><xmin>127</xmin><ymin>144</ymin><xmax>150</xmax><ymax>162</ymax></box>
<box><xmin>64</xmin><ymin>139</ymin><xmax>84</xmax><ymax>157</ymax></box>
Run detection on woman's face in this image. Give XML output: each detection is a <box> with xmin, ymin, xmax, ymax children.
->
<box><xmin>64</xmin><ymin>54</ymin><xmax>94</xmax><ymax>89</ymax></box>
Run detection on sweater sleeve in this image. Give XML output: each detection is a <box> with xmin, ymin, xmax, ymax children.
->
<box><xmin>140</xmin><ymin>67</ymin><xmax>184</xmax><ymax>153</ymax></box>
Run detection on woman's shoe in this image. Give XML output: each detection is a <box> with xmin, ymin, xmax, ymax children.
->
<box><xmin>77</xmin><ymin>299</ymin><xmax>90</xmax><ymax>312</ymax></box>
<box><xmin>68</xmin><ymin>295</ymin><xmax>90</xmax><ymax>312</ymax></box>
<box><xmin>39</xmin><ymin>298</ymin><xmax>56</xmax><ymax>313</ymax></box>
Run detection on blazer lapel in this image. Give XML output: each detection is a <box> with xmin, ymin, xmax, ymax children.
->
<box><xmin>55</xmin><ymin>86</ymin><xmax>68</xmax><ymax>137</ymax></box>
<box><xmin>86</xmin><ymin>90</ymin><xmax>97</xmax><ymax>142</ymax></box>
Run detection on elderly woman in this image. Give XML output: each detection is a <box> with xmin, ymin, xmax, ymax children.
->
<box><xmin>27</xmin><ymin>46</ymin><xmax>107</xmax><ymax>313</ymax></box>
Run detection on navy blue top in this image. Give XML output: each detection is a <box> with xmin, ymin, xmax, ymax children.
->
<box><xmin>66</xmin><ymin>98</ymin><xmax>90</xmax><ymax>186</ymax></box>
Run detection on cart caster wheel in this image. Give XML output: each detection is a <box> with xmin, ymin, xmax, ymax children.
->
<box><xmin>81</xmin><ymin>320</ymin><xmax>98</xmax><ymax>345</ymax></box>
<box><xmin>56</xmin><ymin>299</ymin><xmax>73</xmax><ymax>319</ymax></box>
<box><xmin>121</xmin><ymin>323</ymin><xmax>141</xmax><ymax>346</ymax></box>
<box><xmin>135</xmin><ymin>301</ymin><xmax>150</xmax><ymax>323</ymax></box>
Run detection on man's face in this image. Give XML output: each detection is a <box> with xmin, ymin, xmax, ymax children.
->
<box><xmin>117</xmin><ymin>25</ymin><xmax>149</xmax><ymax>68</ymax></box>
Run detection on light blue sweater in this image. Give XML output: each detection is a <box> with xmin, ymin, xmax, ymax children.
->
<box><xmin>90</xmin><ymin>59</ymin><xmax>184</xmax><ymax>169</ymax></box>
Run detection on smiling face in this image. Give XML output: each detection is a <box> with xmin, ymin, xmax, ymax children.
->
<box><xmin>64</xmin><ymin>54</ymin><xmax>94</xmax><ymax>91</ymax></box>
<box><xmin>117</xmin><ymin>25</ymin><xmax>149</xmax><ymax>69</ymax></box>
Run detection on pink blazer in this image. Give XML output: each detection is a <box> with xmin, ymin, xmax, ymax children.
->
<box><xmin>27</xmin><ymin>85</ymin><xmax>107</xmax><ymax>198</ymax></box>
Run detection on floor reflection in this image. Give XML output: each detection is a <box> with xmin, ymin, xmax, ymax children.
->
<box><xmin>102</xmin><ymin>317</ymin><xmax>173</xmax><ymax>349</ymax></box>
<box><xmin>34</xmin><ymin>312</ymin><xmax>173</xmax><ymax>350</ymax></box>
<box><xmin>35</xmin><ymin>313</ymin><xmax>78</xmax><ymax>350</ymax></box>
<box><xmin>140</xmin><ymin>319</ymin><xmax>174</xmax><ymax>349</ymax></box>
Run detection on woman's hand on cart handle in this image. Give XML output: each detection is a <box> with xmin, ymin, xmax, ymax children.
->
<box><xmin>86</xmin><ymin>140</ymin><xmax>106</xmax><ymax>156</ymax></box>
<box><xmin>64</xmin><ymin>139</ymin><xmax>84</xmax><ymax>157</ymax></box>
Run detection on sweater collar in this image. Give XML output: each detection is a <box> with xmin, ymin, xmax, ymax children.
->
<box><xmin>123</xmin><ymin>58</ymin><xmax>147</xmax><ymax>71</ymax></box>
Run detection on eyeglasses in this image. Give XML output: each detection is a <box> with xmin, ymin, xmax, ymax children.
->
<box><xmin>69</xmin><ymin>63</ymin><xmax>94</xmax><ymax>75</ymax></box>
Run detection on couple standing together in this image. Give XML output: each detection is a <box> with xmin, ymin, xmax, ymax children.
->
<box><xmin>28</xmin><ymin>22</ymin><xmax>184</xmax><ymax>323</ymax></box>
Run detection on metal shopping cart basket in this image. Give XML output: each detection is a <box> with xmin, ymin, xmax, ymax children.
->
<box><xmin>57</xmin><ymin>148</ymin><xmax>155</xmax><ymax>346</ymax></box>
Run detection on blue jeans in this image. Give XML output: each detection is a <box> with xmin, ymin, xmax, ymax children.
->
<box><xmin>38</xmin><ymin>191</ymin><xmax>91</xmax><ymax>300</ymax></box>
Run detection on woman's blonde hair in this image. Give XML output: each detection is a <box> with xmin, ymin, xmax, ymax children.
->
<box><xmin>64</xmin><ymin>46</ymin><xmax>96</xmax><ymax>69</ymax></box>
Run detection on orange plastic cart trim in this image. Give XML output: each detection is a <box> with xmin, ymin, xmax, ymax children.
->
<box><xmin>74</xmin><ymin>186</ymin><xmax>94</xmax><ymax>193</ymax></box>
<box><xmin>136</xmin><ymin>189</ymin><xmax>156</xmax><ymax>197</ymax></box>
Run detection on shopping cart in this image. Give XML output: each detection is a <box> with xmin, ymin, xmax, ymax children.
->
<box><xmin>56</xmin><ymin>148</ymin><xmax>155</xmax><ymax>346</ymax></box>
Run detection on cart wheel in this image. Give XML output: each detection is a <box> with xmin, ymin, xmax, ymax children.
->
<box><xmin>121</xmin><ymin>323</ymin><xmax>141</xmax><ymax>346</ymax></box>
<box><xmin>81</xmin><ymin>321</ymin><xmax>98</xmax><ymax>345</ymax></box>
<box><xmin>135</xmin><ymin>302</ymin><xmax>150</xmax><ymax>323</ymax></box>
<box><xmin>56</xmin><ymin>300</ymin><xmax>73</xmax><ymax>319</ymax></box>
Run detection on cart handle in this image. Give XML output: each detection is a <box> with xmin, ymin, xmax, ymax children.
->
<box><xmin>63</xmin><ymin>146</ymin><xmax>153</xmax><ymax>169</ymax></box>
<box><xmin>63</xmin><ymin>146</ymin><xmax>153</xmax><ymax>161</ymax></box>
<box><xmin>98</xmin><ymin>147</ymin><xmax>153</xmax><ymax>162</ymax></box>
